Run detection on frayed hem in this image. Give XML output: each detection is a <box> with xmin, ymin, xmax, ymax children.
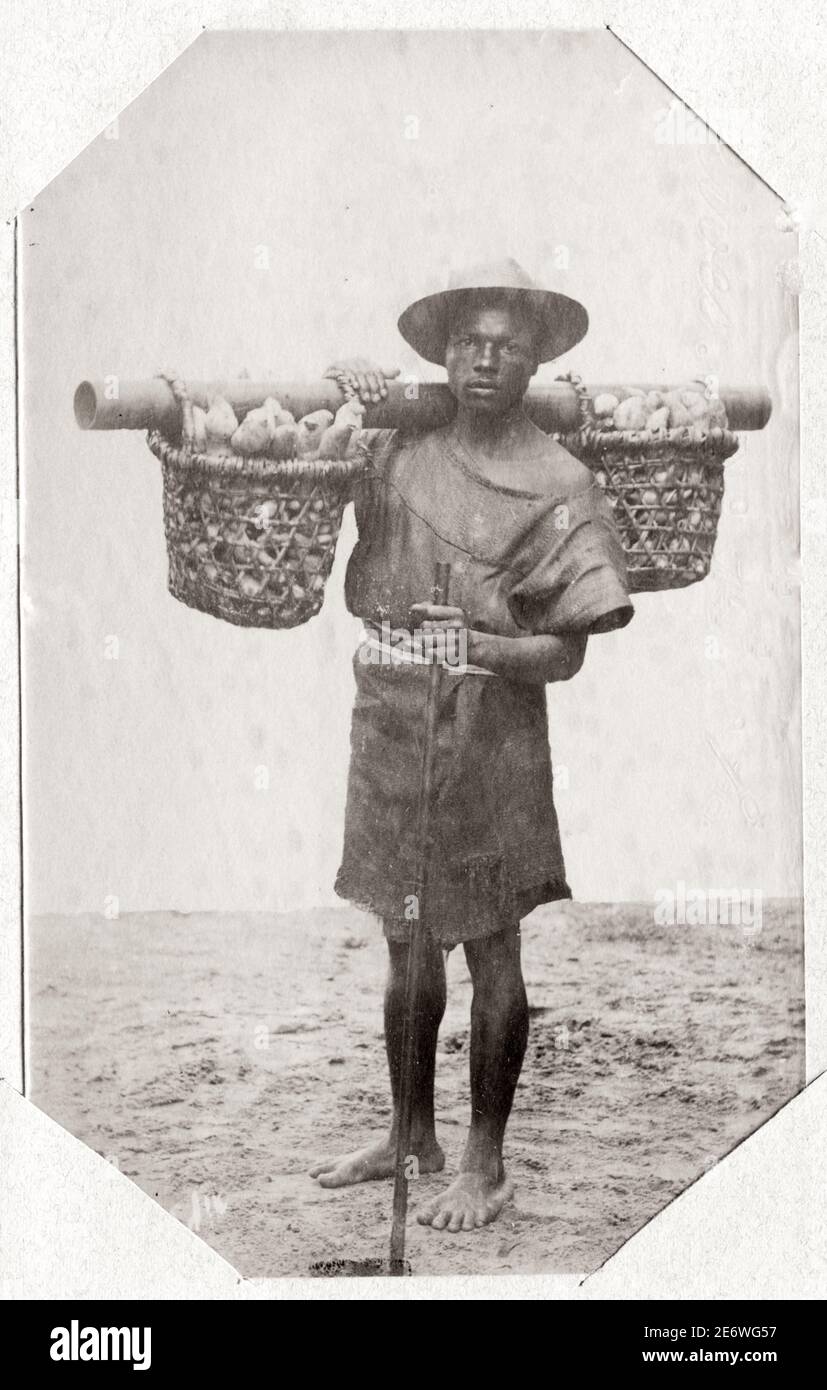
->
<box><xmin>334</xmin><ymin>865</ymin><xmax>573</xmax><ymax>947</ymax></box>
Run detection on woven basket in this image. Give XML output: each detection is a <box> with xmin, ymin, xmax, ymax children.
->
<box><xmin>147</xmin><ymin>431</ymin><xmax>365</xmax><ymax>629</ymax></box>
<box><xmin>555</xmin><ymin>380</ymin><xmax>740</xmax><ymax>592</ymax></box>
<box><xmin>147</xmin><ymin>372</ymin><xmax>741</xmax><ymax>626</ymax></box>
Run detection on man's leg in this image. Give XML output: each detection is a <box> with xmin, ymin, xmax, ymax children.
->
<box><xmin>417</xmin><ymin>923</ymin><xmax>527</xmax><ymax>1230</ymax></box>
<box><xmin>310</xmin><ymin>931</ymin><xmax>447</xmax><ymax>1186</ymax></box>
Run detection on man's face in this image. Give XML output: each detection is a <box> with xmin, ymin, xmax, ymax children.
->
<box><xmin>444</xmin><ymin>299</ymin><xmax>539</xmax><ymax>416</ymax></box>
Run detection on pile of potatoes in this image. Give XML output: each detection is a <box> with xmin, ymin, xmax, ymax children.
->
<box><xmin>162</xmin><ymin>391</ymin><xmax>365</xmax><ymax>621</ymax></box>
<box><xmin>191</xmin><ymin>393</ymin><xmax>366</xmax><ymax>461</ymax></box>
<box><xmin>169</xmin><ymin>478</ymin><xmax>341</xmax><ymax>604</ymax></box>
<box><xmin>583</xmin><ymin>384</ymin><xmax>729</xmax><ymax>581</ymax></box>
<box><xmin>590</xmin><ymin>454</ymin><xmax>723</xmax><ymax>578</ymax></box>
<box><xmin>592</xmin><ymin>385</ymin><xmax>727</xmax><ymax>436</ymax></box>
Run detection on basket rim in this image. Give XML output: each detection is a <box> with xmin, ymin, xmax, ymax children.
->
<box><xmin>556</xmin><ymin>424</ymin><xmax>740</xmax><ymax>458</ymax></box>
<box><xmin>147</xmin><ymin>429</ymin><xmax>367</xmax><ymax>481</ymax></box>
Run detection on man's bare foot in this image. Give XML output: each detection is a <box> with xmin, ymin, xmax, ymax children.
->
<box><xmin>310</xmin><ymin>1136</ymin><xmax>445</xmax><ymax>1188</ymax></box>
<box><xmin>416</xmin><ymin>1168</ymin><xmax>514</xmax><ymax>1232</ymax></box>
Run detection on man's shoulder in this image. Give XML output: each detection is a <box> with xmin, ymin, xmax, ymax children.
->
<box><xmin>353</xmin><ymin>427</ymin><xmax>402</xmax><ymax>462</ymax></box>
<box><xmin>364</xmin><ymin>420</ymin><xmax>595</xmax><ymax>497</ymax></box>
<box><xmin>369</xmin><ymin>423</ymin><xmax>447</xmax><ymax>464</ymax></box>
<box><xmin>529</xmin><ymin>424</ymin><xmax>593</xmax><ymax>493</ymax></box>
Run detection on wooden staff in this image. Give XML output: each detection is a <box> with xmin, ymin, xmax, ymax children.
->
<box><xmin>73</xmin><ymin>378</ymin><xmax>773</xmax><ymax>436</ymax></box>
<box><xmin>389</xmin><ymin>560</ymin><xmax>452</xmax><ymax>1275</ymax></box>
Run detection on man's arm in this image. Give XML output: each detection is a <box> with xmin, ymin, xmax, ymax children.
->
<box><xmin>410</xmin><ymin>604</ymin><xmax>587</xmax><ymax>685</ymax></box>
<box><xmin>468</xmin><ymin>629</ymin><xmax>587</xmax><ymax>685</ymax></box>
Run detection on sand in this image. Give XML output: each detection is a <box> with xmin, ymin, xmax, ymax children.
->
<box><xmin>28</xmin><ymin>899</ymin><xmax>804</xmax><ymax>1280</ymax></box>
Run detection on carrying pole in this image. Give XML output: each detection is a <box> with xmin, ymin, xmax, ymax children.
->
<box><xmin>73</xmin><ymin>377</ymin><xmax>773</xmax><ymax>436</ymax></box>
<box><xmin>389</xmin><ymin>560</ymin><xmax>452</xmax><ymax>1274</ymax></box>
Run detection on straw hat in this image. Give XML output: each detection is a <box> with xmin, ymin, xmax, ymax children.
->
<box><xmin>397</xmin><ymin>257</ymin><xmax>589</xmax><ymax>366</ymax></box>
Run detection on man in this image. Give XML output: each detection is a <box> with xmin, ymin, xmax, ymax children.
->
<box><xmin>309</xmin><ymin>260</ymin><xmax>633</xmax><ymax>1232</ymax></box>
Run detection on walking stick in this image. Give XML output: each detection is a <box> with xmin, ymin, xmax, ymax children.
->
<box><xmin>389</xmin><ymin>560</ymin><xmax>452</xmax><ymax>1274</ymax></box>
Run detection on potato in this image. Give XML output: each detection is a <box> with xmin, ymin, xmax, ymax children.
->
<box><xmin>204</xmin><ymin>396</ymin><xmax>239</xmax><ymax>453</ymax></box>
<box><xmin>238</xmin><ymin>572</ymin><xmax>266</xmax><ymax>599</ymax></box>
<box><xmin>272</xmin><ymin>424</ymin><xmax>300</xmax><ymax>459</ymax></box>
<box><xmin>646</xmin><ymin>406</ymin><xmax>670</xmax><ymax>433</ymax></box>
<box><xmin>231</xmin><ymin>401</ymin><xmax>276</xmax><ymax>456</ymax></box>
<box><xmin>192</xmin><ymin>406</ymin><xmax>208</xmax><ymax>453</ymax></box>
<box><xmin>296</xmin><ymin>410</ymin><xmax>334</xmax><ymax>458</ymax></box>
<box><xmin>667</xmin><ymin>401</ymin><xmax>692</xmax><ymax>428</ymax></box>
<box><xmin>269</xmin><ymin>399</ymin><xmax>297</xmax><ymax>430</ymax></box>
<box><xmin>250</xmin><ymin>500</ymin><xmax>279</xmax><ymax>531</ymax></box>
<box><xmin>593</xmin><ymin>393</ymin><xmax>620</xmax><ymax>418</ymax></box>
<box><xmin>613</xmin><ymin>397</ymin><xmax>649</xmax><ymax>431</ymax></box>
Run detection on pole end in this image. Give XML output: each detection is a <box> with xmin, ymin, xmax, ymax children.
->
<box><xmin>73</xmin><ymin>381</ymin><xmax>98</xmax><ymax>429</ymax></box>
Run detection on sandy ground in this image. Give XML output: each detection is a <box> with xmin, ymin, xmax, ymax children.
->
<box><xmin>28</xmin><ymin>900</ymin><xmax>803</xmax><ymax>1280</ymax></box>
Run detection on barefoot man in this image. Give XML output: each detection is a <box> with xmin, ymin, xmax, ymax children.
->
<box><xmin>310</xmin><ymin>260</ymin><xmax>633</xmax><ymax>1231</ymax></box>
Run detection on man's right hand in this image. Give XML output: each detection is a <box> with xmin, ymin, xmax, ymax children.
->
<box><xmin>324</xmin><ymin>359</ymin><xmax>400</xmax><ymax>405</ymax></box>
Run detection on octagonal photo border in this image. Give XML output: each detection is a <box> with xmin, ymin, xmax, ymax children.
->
<box><xmin>1</xmin><ymin>3</ymin><xmax>824</xmax><ymax>1301</ymax></box>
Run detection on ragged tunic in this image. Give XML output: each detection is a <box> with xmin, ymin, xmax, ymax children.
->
<box><xmin>334</xmin><ymin>421</ymin><xmax>633</xmax><ymax>946</ymax></box>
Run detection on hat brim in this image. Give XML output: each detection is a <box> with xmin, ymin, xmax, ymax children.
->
<box><xmin>397</xmin><ymin>286</ymin><xmax>589</xmax><ymax>366</ymax></box>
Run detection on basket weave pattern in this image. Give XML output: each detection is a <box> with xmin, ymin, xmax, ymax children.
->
<box><xmin>552</xmin><ymin>373</ymin><xmax>740</xmax><ymax>592</ymax></box>
<box><xmin>148</xmin><ymin>431</ymin><xmax>364</xmax><ymax>629</ymax></box>
<box><xmin>147</xmin><ymin>367</ymin><xmax>742</xmax><ymax>627</ymax></box>
<box><xmin>559</xmin><ymin>424</ymin><xmax>739</xmax><ymax>591</ymax></box>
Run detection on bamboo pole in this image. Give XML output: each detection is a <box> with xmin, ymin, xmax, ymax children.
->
<box><xmin>74</xmin><ymin>378</ymin><xmax>772</xmax><ymax>436</ymax></box>
<box><xmin>389</xmin><ymin>561</ymin><xmax>452</xmax><ymax>1276</ymax></box>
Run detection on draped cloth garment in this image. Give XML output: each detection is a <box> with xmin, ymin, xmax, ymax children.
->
<box><xmin>334</xmin><ymin>423</ymin><xmax>633</xmax><ymax>946</ymax></box>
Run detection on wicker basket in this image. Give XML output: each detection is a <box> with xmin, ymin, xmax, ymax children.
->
<box><xmin>147</xmin><ymin>371</ymin><xmax>741</xmax><ymax>627</ymax></box>
<box><xmin>555</xmin><ymin>380</ymin><xmax>740</xmax><ymax>592</ymax></box>
<box><xmin>147</xmin><ymin>431</ymin><xmax>365</xmax><ymax>629</ymax></box>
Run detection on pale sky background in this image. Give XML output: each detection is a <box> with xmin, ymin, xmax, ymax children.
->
<box><xmin>20</xmin><ymin>29</ymin><xmax>800</xmax><ymax>915</ymax></box>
